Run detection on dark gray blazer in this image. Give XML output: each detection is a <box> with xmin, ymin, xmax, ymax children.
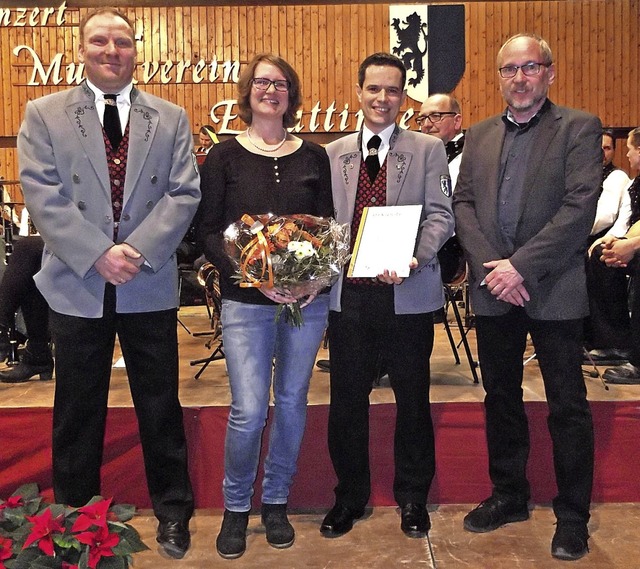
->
<box><xmin>453</xmin><ymin>101</ymin><xmax>602</xmax><ymax>319</ymax></box>
<box><xmin>18</xmin><ymin>82</ymin><xmax>201</xmax><ymax>318</ymax></box>
<box><xmin>327</xmin><ymin>127</ymin><xmax>454</xmax><ymax>314</ymax></box>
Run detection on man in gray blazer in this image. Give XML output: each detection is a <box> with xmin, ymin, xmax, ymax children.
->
<box><xmin>320</xmin><ymin>52</ymin><xmax>454</xmax><ymax>540</ymax></box>
<box><xmin>17</xmin><ymin>7</ymin><xmax>199</xmax><ymax>559</ymax></box>
<box><xmin>453</xmin><ymin>34</ymin><xmax>601</xmax><ymax>561</ymax></box>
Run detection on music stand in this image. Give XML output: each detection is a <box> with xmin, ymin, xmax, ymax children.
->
<box><xmin>189</xmin><ymin>262</ymin><xmax>224</xmax><ymax>379</ymax></box>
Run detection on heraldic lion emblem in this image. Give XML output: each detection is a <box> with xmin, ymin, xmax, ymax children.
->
<box><xmin>391</xmin><ymin>12</ymin><xmax>428</xmax><ymax>87</ymax></box>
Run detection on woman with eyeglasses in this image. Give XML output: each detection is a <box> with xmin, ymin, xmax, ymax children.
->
<box><xmin>197</xmin><ymin>53</ymin><xmax>332</xmax><ymax>559</ymax></box>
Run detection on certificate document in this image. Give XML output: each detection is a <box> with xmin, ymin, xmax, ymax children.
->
<box><xmin>347</xmin><ymin>204</ymin><xmax>423</xmax><ymax>278</ymax></box>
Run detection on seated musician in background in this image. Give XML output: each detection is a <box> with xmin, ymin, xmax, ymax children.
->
<box><xmin>0</xmin><ymin>207</ymin><xmax>52</xmax><ymax>382</ymax></box>
<box><xmin>195</xmin><ymin>124</ymin><xmax>218</xmax><ymax>167</ymax></box>
<box><xmin>417</xmin><ymin>93</ymin><xmax>465</xmax><ymax>285</ymax></box>
<box><xmin>584</xmin><ymin>129</ymin><xmax>632</xmax><ymax>365</ymax></box>
<box><xmin>417</xmin><ymin>93</ymin><xmax>464</xmax><ymax>187</ymax></box>
<box><xmin>589</xmin><ymin>129</ymin><xmax>630</xmax><ymax>242</ymax></box>
<box><xmin>586</xmin><ymin>127</ymin><xmax>640</xmax><ymax>383</ymax></box>
<box><xmin>2</xmin><ymin>184</ymin><xmax>21</xmax><ymax>232</ymax></box>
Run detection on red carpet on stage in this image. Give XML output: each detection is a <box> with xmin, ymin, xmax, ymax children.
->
<box><xmin>1</xmin><ymin>401</ymin><xmax>638</xmax><ymax>507</ymax></box>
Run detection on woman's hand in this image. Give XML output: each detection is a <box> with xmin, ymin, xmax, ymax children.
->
<box><xmin>259</xmin><ymin>287</ymin><xmax>298</xmax><ymax>304</ymax></box>
<box><xmin>297</xmin><ymin>291</ymin><xmax>318</xmax><ymax>308</ymax></box>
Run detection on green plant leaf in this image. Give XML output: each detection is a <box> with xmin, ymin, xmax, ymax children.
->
<box><xmin>109</xmin><ymin>505</ymin><xmax>135</xmax><ymax>523</ymax></box>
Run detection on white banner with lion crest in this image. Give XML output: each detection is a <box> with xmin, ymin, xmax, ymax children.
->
<box><xmin>389</xmin><ymin>5</ymin><xmax>429</xmax><ymax>103</ymax></box>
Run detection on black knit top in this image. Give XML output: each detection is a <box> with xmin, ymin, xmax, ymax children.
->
<box><xmin>197</xmin><ymin>137</ymin><xmax>334</xmax><ymax>304</ymax></box>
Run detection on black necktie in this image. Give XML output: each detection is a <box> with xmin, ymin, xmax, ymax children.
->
<box><xmin>365</xmin><ymin>135</ymin><xmax>382</xmax><ymax>182</ymax></box>
<box><xmin>103</xmin><ymin>94</ymin><xmax>122</xmax><ymax>149</ymax></box>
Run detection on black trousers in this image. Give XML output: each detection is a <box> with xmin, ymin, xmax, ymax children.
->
<box><xmin>327</xmin><ymin>284</ymin><xmax>435</xmax><ymax>510</ymax></box>
<box><xmin>586</xmin><ymin>248</ymin><xmax>640</xmax><ymax>366</ymax></box>
<box><xmin>50</xmin><ymin>284</ymin><xmax>193</xmax><ymax>524</ymax></box>
<box><xmin>475</xmin><ymin>308</ymin><xmax>594</xmax><ymax>524</ymax></box>
<box><xmin>585</xmin><ymin>245</ymin><xmax>631</xmax><ymax>351</ymax></box>
<box><xmin>0</xmin><ymin>236</ymin><xmax>48</xmax><ymax>344</ymax></box>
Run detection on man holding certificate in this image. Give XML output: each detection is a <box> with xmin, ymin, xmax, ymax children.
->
<box><xmin>320</xmin><ymin>52</ymin><xmax>454</xmax><ymax>539</ymax></box>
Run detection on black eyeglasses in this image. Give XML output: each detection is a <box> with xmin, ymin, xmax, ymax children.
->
<box><xmin>498</xmin><ymin>62</ymin><xmax>550</xmax><ymax>79</ymax></box>
<box><xmin>251</xmin><ymin>78</ymin><xmax>290</xmax><ymax>92</ymax></box>
<box><xmin>415</xmin><ymin>112</ymin><xmax>457</xmax><ymax>126</ymax></box>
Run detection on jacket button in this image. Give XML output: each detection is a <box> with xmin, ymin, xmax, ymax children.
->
<box><xmin>72</xmin><ymin>174</ymin><xmax>80</xmax><ymax>183</ymax></box>
<box><xmin>77</xmin><ymin>201</ymin><xmax>86</xmax><ymax>210</ymax></box>
<box><xmin>151</xmin><ymin>175</ymin><xmax>158</xmax><ymax>184</ymax></box>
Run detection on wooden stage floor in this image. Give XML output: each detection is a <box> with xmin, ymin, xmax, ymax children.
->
<box><xmin>0</xmin><ymin>305</ymin><xmax>631</xmax><ymax>409</ymax></box>
<box><xmin>2</xmin><ymin>306</ymin><xmax>639</xmax><ymax>568</ymax></box>
<box><xmin>126</xmin><ymin>503</ymin><xmax>639</xmax><ymax>569</ymax></box>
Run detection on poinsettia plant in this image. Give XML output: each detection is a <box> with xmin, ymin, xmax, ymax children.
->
<box><xmin>0</xmin><ymin>483</ymin><xmax>148</xmax><ymax>569</ymax></box>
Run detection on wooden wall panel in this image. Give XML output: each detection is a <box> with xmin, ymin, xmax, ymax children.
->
<box><xmin>1</xmin><ymin>0</ymin><xmax>640</xmax><ymax>184</ymax></box>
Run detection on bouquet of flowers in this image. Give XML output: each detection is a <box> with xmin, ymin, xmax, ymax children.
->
<box><xmin>224</xmin><ymin>213</ymin><xmax>350</xmax><ymax>326</ymax></box>
<box><xmin>0</xmin><ymin>483</ymin><xmax>148</xmax><ymax>569</ymax></box>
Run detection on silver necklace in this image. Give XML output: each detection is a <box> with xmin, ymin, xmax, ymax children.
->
<box><xmin>246</xmin><ymin>127</ymin><xmax>287</xmax><ymax>152</ymax></box>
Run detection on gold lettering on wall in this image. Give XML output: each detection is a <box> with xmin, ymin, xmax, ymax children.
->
<box><xmin>0</xmin><ymin>1</ymin><xmax>66</xmax><ymax>27</ymax></box>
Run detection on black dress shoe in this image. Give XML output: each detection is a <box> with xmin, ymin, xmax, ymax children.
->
<box><xmin>157</xmin><ymin>521</ymin><xmax>190</xmax><ymax>559</ymax></box>
<box><xmin>400</xmin><ymin>503</ymin><xmax>430</xmax><ymax>538</ymax></box>
<box><xmin>0</xmin><ymin>360</ymin><xmax>53</xmax><ymax>383</ymax></box>
<box><xmin>316</xmin><ymin>359</ymin><xmax>330</xmax><ymax>372</ymax></box>
<box><xmin>320</xmin><ymin>504</ymin><xmax>365</xmax><ymax>538</ymax></box>
<box><xmin>603</xmin><ymin>362</ymin><xmax>640</xmax><ymax>384</ymax></box>
<box><xmin>584</xmin><ymin>348</ymin><xmax>630</xmax><ymax>367</ymax></box>
<box><xmin>463</xmin><ymin>494</ymin><xmax>529</xmax><ymax>533</ymax></box>
<box><xmin>551</xmin><ymin>521</ymin><xmax>589</xmax><ymax>561</ymax></box>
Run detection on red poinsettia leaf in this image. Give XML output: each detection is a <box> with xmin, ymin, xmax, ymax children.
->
<box><xmin>0</xmin><ymin>495</ymin><xmax>24</xmax><ymax>510</ymax></box>
<box><xmin>71</xmin><ymin>498</ymin><xmax>112</xmax><ymax>532</ymax></box>
<box><xmin>76</xmin><ymin>526</ymin><xmax>120</xmax><ymax>569</ymax></box>
<box><xmin>23</xmin><ymin>508</ymin><xmax>65</xmax><ymax>555</ymax></box>
<box><xmin>0</xmin><ymin>537</ymin><xmax>13</xmax><ymax>561</ymax></box>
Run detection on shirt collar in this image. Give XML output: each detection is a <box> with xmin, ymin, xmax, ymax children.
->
<box><xmin>503</xmin><ymin>98</ymin><xmax>550</xmax><ymax>129</ymax></box>
<box><xmin>362</xmin><ymin>123</ymin><xmax>396</xmax><ymax>153</ymax></box>
<box><xmin>85</xmin><ymin>79</ymin><xmax>133</xmax><ymax>107</ymax></box>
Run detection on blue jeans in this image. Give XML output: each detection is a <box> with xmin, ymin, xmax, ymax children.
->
<box><xmin>220</xmin><ymin>294</ymin><xmax>329</xmax><ymax>511</ymax></box>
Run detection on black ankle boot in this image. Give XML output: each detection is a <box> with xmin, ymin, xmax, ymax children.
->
<box><xmin>216</xmin><ymin>509</ymin><xmax>249</xmax><ymax>559</ymax></box>
<box><xmin>0</xmin><ymin>343</ymin><xmax>53</xmax><ymax>383</ymax></box>
<box><xmin>261</xmin><ymin>503</ymin><xmax>294</xmax><ymax>549</ymax></box>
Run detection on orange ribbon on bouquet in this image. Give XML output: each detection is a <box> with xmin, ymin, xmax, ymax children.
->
<box><xmin>238</xmin><ymin>214</ymin><xmax>274</xmax><ymax>288</ymax></box>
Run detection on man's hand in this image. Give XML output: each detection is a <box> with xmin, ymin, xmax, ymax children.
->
<box><xmin>483</xmin><ymin>259</ymin><xmax>530</xmax><ymax>306</ymax></box>
<box><xmin>377</xmin><ymin>257</ymin><xmax>418</xmax><ymax>285</ymax></box>
<box><xmin>94</xmin><ymin>243</ymin><xmax>144</xmax><ymax>285</ymax></box>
